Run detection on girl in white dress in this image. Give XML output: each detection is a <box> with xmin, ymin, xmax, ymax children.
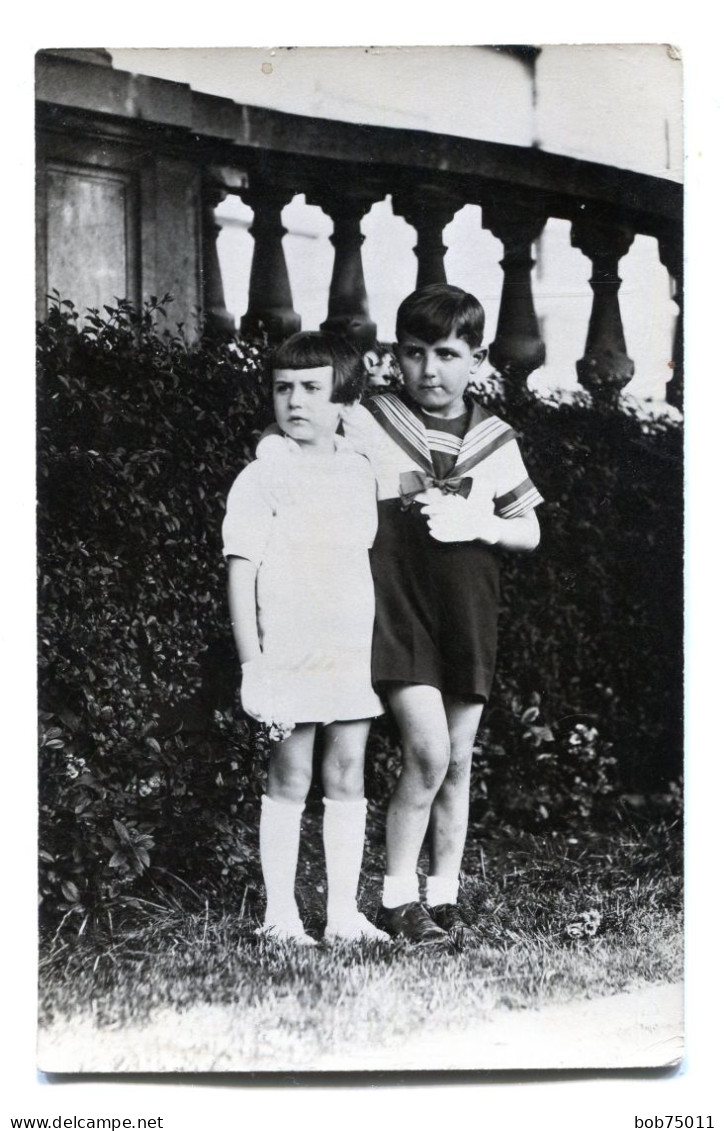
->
<box><xmin>222</xmin><ymin>332</ymin><xmax>387</xmax><ymax>945</ymax></box>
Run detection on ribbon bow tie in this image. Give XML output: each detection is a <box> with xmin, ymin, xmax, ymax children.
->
<box><xmin>399</xmin><ymin>470</ymin><xmax>473</xmax><ymax>509</ymax></box>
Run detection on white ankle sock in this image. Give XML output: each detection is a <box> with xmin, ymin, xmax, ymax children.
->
<box><xmin>259</xmin><ymin>794</ymin><xmax>304</xmax><ymax>926</ymax></box>
<box><xmin>426</xmin><ymin>874</ymin><xmax>459</xmax><ymax>907</ymax></box>
<box><xmin>382</xmin><ymin>873</ymin><xmax>420</xmax><ymax>908</ymax></box>
<box><xmin>323</xmin><ymin>797</ymin><xmax>367</xmax><ymax>924</ymax></box>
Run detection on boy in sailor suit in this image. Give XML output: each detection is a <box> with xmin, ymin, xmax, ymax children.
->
<box><xmin>344</xmin><ymin>284</ymin><xmax>543</xmax><ymax>944</ymax></box>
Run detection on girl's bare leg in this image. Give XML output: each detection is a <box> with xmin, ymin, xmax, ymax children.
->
<box><xmin>267</xmin><ymin>723</ymin><xmax>316</xmax><ymax>803</ymax></box>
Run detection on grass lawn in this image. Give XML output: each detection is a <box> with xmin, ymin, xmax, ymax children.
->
<box><xmin>38</xmin><ymin>805</ymin><xmax>683</xmax><ymax>1071</ymax></box>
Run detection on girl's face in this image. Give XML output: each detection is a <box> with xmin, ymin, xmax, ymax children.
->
<box><xmin>272</xmin><ymin>366</ymin><xmax>341</xmax><ymax>450</ymax></box>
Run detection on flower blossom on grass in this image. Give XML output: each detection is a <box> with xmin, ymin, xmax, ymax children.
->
<box><xmin>565</xmin><ymin>909</ymin><xmax>602</xmax><ymax>939</ymax></box>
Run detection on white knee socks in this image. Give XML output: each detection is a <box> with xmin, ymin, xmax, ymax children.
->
<box><xmin>259</xmin><ymin>794</ymin><xmax>388</xmax><ymax>943</ymax></box>
<box><xmin>259</xmin><ymin>794</ymin><xmax>306</xmax><ymax>933</ymax></box>
<box><xmin>324</xmin><ymin>797</ymin><xmax>389</xmax><ymax>940</ymax></box>
<box><xmin>323</xmin><ymin>797</ymin><xmax>367</xmax><ymax>922</ymax></box>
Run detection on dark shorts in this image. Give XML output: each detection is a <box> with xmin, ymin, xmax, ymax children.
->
<box><xmin>370</xmin><ymin>500</ymin><xmax>501</xmax><ymax>700</ymax></box>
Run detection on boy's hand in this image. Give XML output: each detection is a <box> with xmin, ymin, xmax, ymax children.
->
<box><xmin>256</xmin><ymin>430</ymin><xmax>287</xmax><ymax>460</ymax></box>
<box><xmin>421</xmin><ymin>494</ymin><xmax>503</xmax><ymax>545</ymax></box>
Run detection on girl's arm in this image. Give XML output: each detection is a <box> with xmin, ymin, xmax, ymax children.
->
<box><xmin>229</xmin><ymin>555</ymin><xmax>291</xmax><ymax>731</ymax></box>
<box><xmin>227</xmin><ymin>555</ymin><xmax>261</xmax><ymax>663</ymax></box>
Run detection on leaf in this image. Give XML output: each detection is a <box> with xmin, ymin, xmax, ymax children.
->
<box><xmin>112</xmin><ymin>819</ymin><xmax>132</xmax><ymax>844</ymax></box>
<box><xmin>529</xmin><ymin>725</ymin><xmax>555</xmax><ymax>743</ymax></box>
<box><xmin>61</xmin><ymin>880</ymin><xmax>80</xmax><ymax>902</ymax></box>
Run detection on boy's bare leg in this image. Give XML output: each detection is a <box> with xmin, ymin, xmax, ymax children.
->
<box><xmin>427</xmin><ymin>697</ymin><xmax>485</xmax><ymax>881</ymax></box>
<box><xmin>384</xmin><ymin>684</ymin><xmax>451</xmax><ymax>877</ymax></box>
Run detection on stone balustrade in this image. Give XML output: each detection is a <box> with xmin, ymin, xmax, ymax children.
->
<box><xmin>36</xmin><ymin>50</ymin><xmax>683</xmax><ymax>409</ymax></box>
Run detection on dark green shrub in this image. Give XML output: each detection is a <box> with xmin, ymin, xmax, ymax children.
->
<box><xmin>493</xmin><ymin>390</ymin><xmax>683</xmax><ymax>805</ymax></box>
<box><xmin>37</xmin><ymin>296</ymin><xmax>271</xmax><ymax>927</ymax></box>
<box><xmin>37</xmin><ymin>297</ymin><xmax>683</xmax><ymax>927</ymax></box>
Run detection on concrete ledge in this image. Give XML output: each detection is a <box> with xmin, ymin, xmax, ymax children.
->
<box><xmin>36</xmin><ymin>52</ymin><xmax>682</xmax><ymax>226</ymax></box>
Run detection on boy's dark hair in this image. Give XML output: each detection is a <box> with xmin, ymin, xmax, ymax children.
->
<box><xmin>269</xmin><ymin>331</ymin><xmax>366</xmax><ymax>405</ymax></box>
<box><xmin>396</xmin><ymin>284</ymin><xmax>486</xmax><ymax>349</ymax></box>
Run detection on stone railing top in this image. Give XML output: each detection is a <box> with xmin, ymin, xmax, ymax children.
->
<box><xmin>36</xmin><ymin>51</ymin><xmax>682</xmax><ymax>228</ymax></box>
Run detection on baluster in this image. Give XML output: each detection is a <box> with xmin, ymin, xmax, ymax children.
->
<box><xmin>482</xmin><ymin>197</ymin><xmax>547</xmax><ymax>397</ymax></box>
<box><xmin>657</xmin><ymin>225</ymin><xmax>684</xmax><ymax>412</ymax></box>
<box><xmin>570</xmin><ymin>213</ymin><xmax>635</xmax><ymax>400</ymax></box>
<box><xmin>392</xmin><ymin>187</ymin><xmax>462</xmax><ymax>287</ymax></box>
<box><xmin>240</xmin><ymin>180</ymin><xmax>301</xmax><ymax>341</ymax></box>
<box><xmin>307</xmin><ymin>188</ymin><xmax>378</xmax><ymax>348</ymax></box>
<box><xmin>200</xmin><ymin>182</ymin><xmax>235</xmax><ymax>337</ymax></box>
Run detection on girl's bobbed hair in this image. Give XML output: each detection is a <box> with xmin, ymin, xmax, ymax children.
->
<box><xmin>269</xmin><ymin>331</ymin><xmax>366</xmax><ymax>405</ymax></box>
<box><xmin>396</xmin><ymin>283</ymin><xmax>485</xmax><ymax>349</ymax></box>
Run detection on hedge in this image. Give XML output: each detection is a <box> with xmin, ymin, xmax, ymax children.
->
<box><xmin>37</xmin><ymin>297</ymin><xmax>683</xmax><ymax>926</ymax></box>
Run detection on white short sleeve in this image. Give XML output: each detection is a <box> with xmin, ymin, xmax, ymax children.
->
<box><xmin>488</xmin><ymin>439</ymin><xmax>544</xmax><ymax>518</ymax></box>
<box><xmin>222</xmin><ymin>462</ymin><xmax>276</xmax><ymax>565</ymax></box>
<box><xmin>356</xmin><ymin>454</ymin><xmax>379</xmax><ymax>548</ymax></box>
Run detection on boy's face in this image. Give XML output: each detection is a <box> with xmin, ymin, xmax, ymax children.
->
<box><xmin>396</xmin><ymin>332</ymin><xmax>485</xmax><ymax>418</ymax></box>
<box><xmin>272</xmin><ymin>366</ymin><xmax>341</xmax><ymax>449</ymax></box>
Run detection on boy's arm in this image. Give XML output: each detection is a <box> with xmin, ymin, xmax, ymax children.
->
<box><xmin>422</xmin><ymin>438</ymin><xmax>541</xmax><ymax>550</ymax></box>
<box><xmin>227</xmin><ymin>555</ymin><xmax>261</xmax><ymax>664</ymax></box>
<box><xmin>255</xmin><ymin>404</ymin><xmax>377</xmax><ymax>459</ymax></box>
<box><xmin>491</xmin><ymin>508</ymin><xmax>540</xmax><ymax>551</ymax></box>
<box><xmin>421</xmin><ymin>496</ymin><xmax>540</xmax><ymax>551</ymax></box>
<box><xmin>339</xmin><ymin>401</ymin><xmax>379</xmax><ymax>456</ymax></box>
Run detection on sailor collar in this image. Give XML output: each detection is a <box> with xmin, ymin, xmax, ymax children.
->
<box><xmin>365</xmin><ymin>391</ymin><xmax>517</xmax><ymax>478</ymax></box>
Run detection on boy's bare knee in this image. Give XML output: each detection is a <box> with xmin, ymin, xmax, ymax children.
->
<box><xmin>406</xmin><ymin>739</ymin><xmax>450</xmax><ymax>793</ymax></box>
<box><xmin>445</xmin><ymin>748</ymin><xmax>473</xmax><ymax>788</ymax></box>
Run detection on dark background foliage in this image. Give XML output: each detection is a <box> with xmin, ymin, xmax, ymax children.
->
<box><xmin>37</xmin><ymin>297</ymin><xmax>683</xmax><ymax>927</ymax></box>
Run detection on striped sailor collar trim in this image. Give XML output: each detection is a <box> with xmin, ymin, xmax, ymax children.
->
<box><xmin>365</xmin><ymin>391</ymin><xmax>517</xmax><ymax>477</ymax></box>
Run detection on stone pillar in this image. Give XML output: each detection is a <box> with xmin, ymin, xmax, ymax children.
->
<box><xmin>483</xmin><ymin>197</ymin><xmax>547</xmax><ymax>396</ymax></box>
<box><xmin>200</xmin><ymin>182</ymin><xmax>235</xmax><ymax>337</ymax></box>
<box><xmin>570</xmin><ymin>213</ymin><xmax>636</xmax><ymax>401</ymax></box>
<box><xmin>657</xmin><ymin>226</ymin><xmax>684</xmax><ymax>412</ymax></box>
<box><xmin>307</xmin><ymin>188</ymin><xmax>378</xmax><ymax>348</ymax></box>
<box><xmin>240</xmin><ymin>181</ymin><xmax>301</xmax><ymax>342</ymax></box>
<box><xmin>392</xmin><ymin>187</ymin><xmax>462</xmax><ymax>288</ymax></box>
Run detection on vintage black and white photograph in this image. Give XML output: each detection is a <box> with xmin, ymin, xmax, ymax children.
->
<box><xmin>34</xmin><ymin>43</ymin><xmax>685</xmax><ymax>1075</ymax></box>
